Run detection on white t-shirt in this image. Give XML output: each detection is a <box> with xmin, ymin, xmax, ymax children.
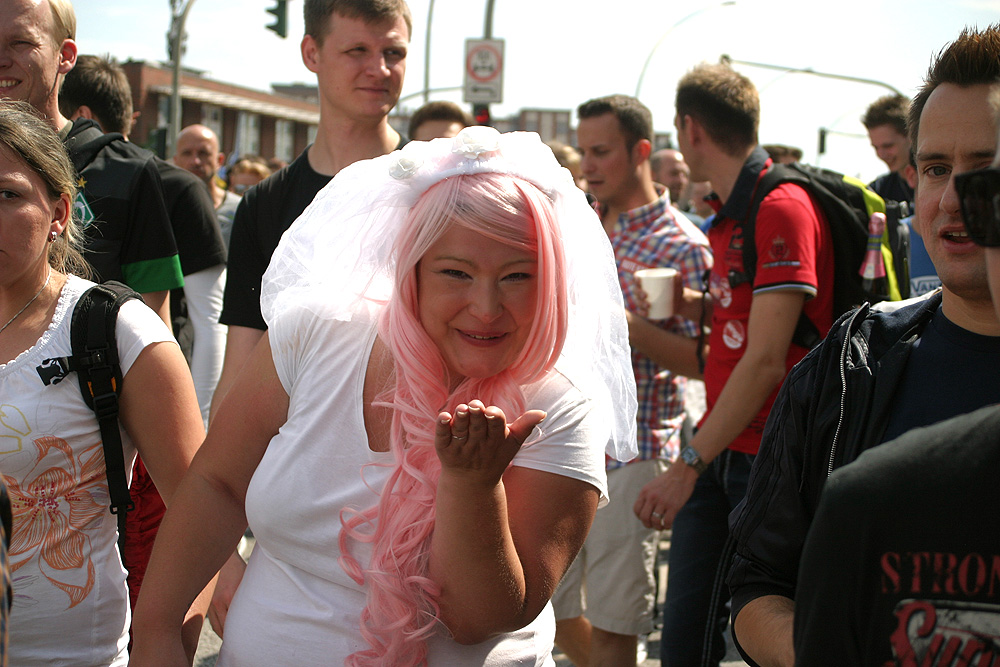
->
<box><xmin>0</xmin><ymin>275</ymin><xmax>174</xmax><ymax>666</ymax></box>
<box><xmin>219</xmin><ymin>303</ymin><xmax>608</xmax><ymax>666</ymax></box>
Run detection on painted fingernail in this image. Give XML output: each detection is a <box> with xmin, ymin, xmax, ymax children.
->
<box><xmin>469</xmin><ymin>405</ymin><xmax>482</xmax><ymax>414</ymax></box>
<box><xmin>457</xmin><ymin>406</ymin><xmax>468</xmax><ymax>416</ymax></box>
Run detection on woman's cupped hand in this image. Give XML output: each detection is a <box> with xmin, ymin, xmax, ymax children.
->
<box><xmin>434</xmin><ymin>399</ymin><xmax>545</xmax><ymax>486</ymax></box>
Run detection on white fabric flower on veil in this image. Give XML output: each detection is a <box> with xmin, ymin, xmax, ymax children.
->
<box><xmin>388</xmin><ymin>155</ymin><xmax>423</xmax><ymax>180</ymax></box>
<box><xmin>451</xmin><ymin>126</ymin><xmax>501</xmax><ymax>159</ymax></box>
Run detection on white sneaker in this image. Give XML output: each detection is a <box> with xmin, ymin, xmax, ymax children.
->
<box><xmin>637</xmin><ymin>634</ymin><xmax>648</xmax><ymax>663</ymax></box>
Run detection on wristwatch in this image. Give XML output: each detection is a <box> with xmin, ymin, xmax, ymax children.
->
<box><xmin>679</xmin><ymin>445</ymin><xmax>708</xmax><ymax>475</ymax></box>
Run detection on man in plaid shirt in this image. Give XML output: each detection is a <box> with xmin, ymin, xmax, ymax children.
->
<box><xmin>550</xmin><ymin>94</ymin><xmax>712</xmax><ymax>667</ymax></box>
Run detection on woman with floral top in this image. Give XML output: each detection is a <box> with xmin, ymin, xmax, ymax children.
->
<box><xmin>0</xmin><ymin>100</ymin><xmax>208</xmax><ymax>666</ymax></box>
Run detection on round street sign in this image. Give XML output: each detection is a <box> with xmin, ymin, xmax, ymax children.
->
<box><xmin>463</xmin><ymin>38</ymin><xmax>504</xmax><ymax>104</ymax></box>
<box><xmin>467</xmin><ymin>43</ymin><xmax>502</xmax><ymax>82</ymax></box>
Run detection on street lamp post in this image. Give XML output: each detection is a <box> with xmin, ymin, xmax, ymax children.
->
<box><xmin>167</xmin><ymin>0</ymin><xmax>196</xmax><ymax>158</ymax></box>
<box><xmin>720</xmin><ymin>55</ymin><xmax>905</xmax><ymax>97</ymax></box>
<box><xmin>635</xmin><ymin>1</ymin><xmax>736</xmax><ymax>99</ymax></box>
<box><xmin>422</xmin><ymin>0</ymin><xmax>435</xmax><ymax>105</ymax></box>
<box><xmin>483</xmin><ymin>0</ymin><xmax>496</xmax><ymax>38</ymax></box>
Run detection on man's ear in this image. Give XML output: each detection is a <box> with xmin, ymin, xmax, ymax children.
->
<box><xmin>633</xmin><ymin>138</ymin><xmax>653</xmax><ymax>163</ymax></box>
<box><xmin>301</xmin><ymin>34</ymin><xmax>320</xmax><ymax>74</ymax></box>
<box><xmin>903</xmin><ymin>163</ymin><xmax>917</xmax><ymax>190</ymax></box>
<box><xmin>683</xmin><ymin>115</ymin><xmax>705</xmax><ymax>147</ymax></box>
<box><xmin>57</xmin><ymin>39</ymin><xmax>77</xmax><ymax>75</ymax></box>
<box><xmin>70</xmin><ymin>105</ymin><xmax>94</xmax><ymax>122</ymax></box>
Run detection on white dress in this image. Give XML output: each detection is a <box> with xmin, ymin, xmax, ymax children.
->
<box><xmin>0</xmin><ymin>275</ymin><xmax>174</xmax><ymax>666</ymax></box>
<box><xmin>218</xmin><ymin>303</ymin><xmax>610</xmax><ymax>666</ymax></box>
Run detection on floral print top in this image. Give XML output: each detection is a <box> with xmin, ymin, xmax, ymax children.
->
<box><xmin>0</xmin><ymin>276</ymin><xmax>172</xmax><ymax>666</ymax></box>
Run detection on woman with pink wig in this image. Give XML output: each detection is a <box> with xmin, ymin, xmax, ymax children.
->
<box><xmin>132</xmin><ymin>127</ymin><xmax>637</xmax><ymax>666</ymax></box>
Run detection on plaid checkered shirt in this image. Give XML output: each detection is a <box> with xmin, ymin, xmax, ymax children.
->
<box><xmin>601</xmin><ymin>189</ymin><xmax>713</xmax><ymax>470</ymax></box>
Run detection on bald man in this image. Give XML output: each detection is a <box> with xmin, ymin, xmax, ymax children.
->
<box><xmin>650</xmin><ymin>148</ymin><xmax>691</xmax><ymax>208</ymax></box>
<box><xmin>175</xmin><ymin>124</ymin><xmax>240</xmax><ymax>249</ymax></box>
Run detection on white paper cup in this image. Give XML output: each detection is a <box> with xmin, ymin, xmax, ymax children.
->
<box><xmin>635</xmin><ymin>268</ymin><xmax>678</xmax><ymax>319</ymax></box>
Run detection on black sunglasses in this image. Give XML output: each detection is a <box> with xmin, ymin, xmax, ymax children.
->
<box><xmin>956</xmin><ymin>166</ymin><xmax>1000</xmax><ymax>247</ymax></box>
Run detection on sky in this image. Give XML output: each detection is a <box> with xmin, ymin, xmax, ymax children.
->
<box><xmin>72</xmin><ymin>0</ymin><xmax>1000</xmax><ymax>183</ymax></box>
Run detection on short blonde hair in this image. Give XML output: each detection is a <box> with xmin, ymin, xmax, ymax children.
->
<box><xmin>47</xmin><ymin>0</ymin><xmax>76</xmax><ymax>42</ymax></box>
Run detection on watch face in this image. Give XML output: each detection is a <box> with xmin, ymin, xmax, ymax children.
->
<box><xmin>682</xmin><ymin>447</ymin><xmax>705</xmax><ymax>472</ymax></box>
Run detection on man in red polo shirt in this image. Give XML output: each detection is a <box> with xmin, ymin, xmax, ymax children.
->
<box><xmin>631</xmin><ymin>63</ymin><xmax>833</xmax><ymax>666</ymax></box>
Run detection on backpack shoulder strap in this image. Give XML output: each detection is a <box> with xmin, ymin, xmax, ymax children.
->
<box><xmin>730</xmin><ymin>163</ymin><xmax>800</xmax><ymax>289</ymax></box>
<box><xmin>740</xmin><ymin>164</ymin><xmax>825</xmax><ymax>349</ymax></box>
<box><xmin>67</xmin><ymin>282</ymin><xmax>141</xmax><ymax>559</ymax></box>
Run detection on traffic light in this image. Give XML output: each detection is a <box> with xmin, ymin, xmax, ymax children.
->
<box><xmin>266</xmin><ymin>0</ymin><xmax>288</xmax><ymax>38</ymax></box>
<box><xmin>473</xmin><ymin>104</ymin><xmax>491</xmax><ymax>126</ymax></box>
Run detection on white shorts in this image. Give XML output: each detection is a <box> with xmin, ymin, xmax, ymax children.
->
<box><xmin>551</xmin><ymin>458</ymin><xmax>665</xmax><ymax>636</ymax></box>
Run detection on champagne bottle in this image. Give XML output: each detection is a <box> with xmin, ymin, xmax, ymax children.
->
<box><xmin>859</xmin><ymin>211</ymin><xmax>889</xmax><ymax>298</ymax></box>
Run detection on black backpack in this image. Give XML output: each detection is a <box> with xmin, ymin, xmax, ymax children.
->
<box><xmin>734</xmin><ymin>162</ymin><xmax>909</xmax><ymax>348</ymax></box>
<box><xmin>36</xmin><ymin>282</ymin><xmax>139</xmax><ymax>560</ymax></box>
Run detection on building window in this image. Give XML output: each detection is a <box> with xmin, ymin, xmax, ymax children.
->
<box><xmin>157</xmin><ymin>95</ymin><xmax>170</xmax><ymax>128</ymax></box>
<box><xmin>556</xmin><ymin>113</ymin><xmax>570</xmax><ymax>143</ymax></box>
<box><xmin>236</xmin><ymin>112</ymin><xmax>261</xmax><ymax>156</ymax></box>
<box><xmin>275</xmin><ymin>119</ymin><xmax>295</xmax><ymax>162</ymax></box>
<box><xmin>202</xmin><ymin>105</ymin><xmax>223</xmax><ymax>143</ymax></box>
<box><xmin>523</xmin><ymin>111</ymin><xmax>539</xmax><ymax>134</ymax></box>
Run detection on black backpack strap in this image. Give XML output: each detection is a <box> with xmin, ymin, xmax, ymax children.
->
<box><xmin>58</xmin><ymin>282</ymin><xmax>140</xmax><ymax>560</ymax></box>
<box><xmin>885</xmin><ymin>200</ymin><xmax>911</xmax><ymax>300</ymax></box>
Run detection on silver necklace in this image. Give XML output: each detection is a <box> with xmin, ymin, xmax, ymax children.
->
<box><xmin>0</xmin><ymin>271</ymin><xmax>52</xmax><ymax>335</ymax></box>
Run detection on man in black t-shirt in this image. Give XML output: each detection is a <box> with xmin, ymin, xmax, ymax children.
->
<box><xmin>213</xmin><ymin>0</ymin><xmax>411</xmax><ymax>410</ymax></box>
<box><xmin>728</xmin><ymin>26</ymin><xmax>1000</xmax><ymax>667</ymax></box>
<box><xmin>60</xmin><ymin>54</ymin><xmax>228</xmax><ymax>425</ymax></box>
<box><xmin>207</xmin><ymin>0</ymin><xmax>412</xmax><ymax>636</ymax></box>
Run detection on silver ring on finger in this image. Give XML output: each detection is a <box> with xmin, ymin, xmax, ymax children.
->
<box><xmin>651</xmin><ymin>511</ymin><xmax>664</xmax><ymax>520</ymax></box>
<box><xmin>452</xmin><ymin>434</ymin><xmax>467</xmax><ymax>440</ymax></box>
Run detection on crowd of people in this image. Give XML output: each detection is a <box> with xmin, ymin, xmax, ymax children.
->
<box><xmin>0</xmin><ymin>0</ymin><xmax>998</xmax><ymax>666</ymax></box>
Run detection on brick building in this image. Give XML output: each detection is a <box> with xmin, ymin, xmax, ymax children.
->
<box><xmin>121</xmin><ymin>59</ymin><xmax>319</xmax><ymax>161</ymax></box>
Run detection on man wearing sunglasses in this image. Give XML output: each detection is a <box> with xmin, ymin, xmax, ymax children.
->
<box><xmin>728</xmin><ymin>25</ymin><xmax>1000</xmax><ymax>667</ymax></box>
<box><xmin>792</xmin><ymin>86</ymin><xmax>1000</xmax><ymax>665</ymax></box>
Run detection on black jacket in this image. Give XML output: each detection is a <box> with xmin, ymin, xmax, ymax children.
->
<box><xmin>726</xmin><ymin>291</ymin><xmax>942</xmax><ymax>634</ymax></box>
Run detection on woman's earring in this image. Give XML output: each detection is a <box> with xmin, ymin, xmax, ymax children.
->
<box><xmin>49</xmin><ymin>230</ymin><xmax>58</xmax><ymax>243</ymax></box>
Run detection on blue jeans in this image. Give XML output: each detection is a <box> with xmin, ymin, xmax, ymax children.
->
<box><xmin>660</xmin><ymin>449</ymin><xmax>754</xmax><ymax>667</ymax></box>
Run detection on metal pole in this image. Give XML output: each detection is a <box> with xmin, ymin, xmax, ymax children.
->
<box><xmin>484</xmin><ymin>0</ymin><xmax>495</xmax><ymax>39</ymax></box>
<box><xmin>720</xmin><ymin>55</ymin><xmax>905</xmax><ymax>97</ymax></box>
<box><xmin>422</xmin><ymin>0</ymin><xmax>435</xmax><ymax>105</ymax></box>
<box><xmin>398</xmin><ymin>86</ymin><xmax>464</xmax><ymax>106</ymax></box>
<box><xmin>475</xmin><ymin>0</ymin><xmax>497</xmax><ymax>120</ymax></box>
<box><xmin>168</xmin><ymin>0</ymin><xmax>196</xmax><ymax>158</ymax></box>
<box><xmin>635</xmin><ymin>1</ymin><xmax>735</xmax><ymax>99</ymax></box>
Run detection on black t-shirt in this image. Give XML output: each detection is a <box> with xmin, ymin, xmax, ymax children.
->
<box><xmin>155</xmin><ymin>158</ymin><xmax>226</xmax><ymax>276</ymax></box>
<box><xmin>220</xmin><ymin>150</ymin><xmax>332</xmax><ymax>330</ymax></box>
<box><xmin>156</xmin><ymin>158</ymin><xmax>227</xmax><ymax>347</ymax></box>
<box><xmin>869</xmin><ymin>171</ymin><xmax>914</xmax><ymax>207</ymax></box>
<box><xmin>64</xmin><ymin>118</ymin><xmax>183</xmax><ymax>292</ymax></box>
<box><xmin>882</xmin><ymin>306</ymin><xmax>1000</xmax><ymax>442</ymax></box>
<box><xmin>794</xmin><ymin>404</ymin><xmax>1000</xmax><ymax>666</ymax></box>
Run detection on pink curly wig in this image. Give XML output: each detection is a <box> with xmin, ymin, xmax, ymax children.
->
<box><xmin>338</xmin><ymin>172</ymin><xmax>569</xmax><ymax>665</ymax></box>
